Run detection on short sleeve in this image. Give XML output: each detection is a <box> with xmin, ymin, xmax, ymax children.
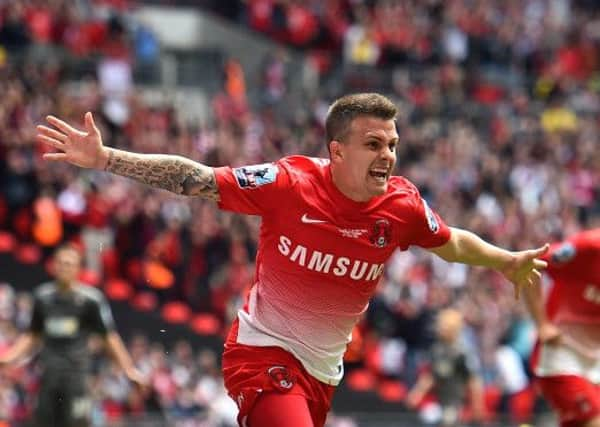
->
<box><xmin>28</xmin><ymin>295</ymin><xmax>44</xmax><ymax>334</ymax></box>
<box><xmin>214</xmin><ymin>160</ymin><xmax>291</xmax><ymax>216</ymax></box>
<box><xmin>408</xmin><ymin>196</ymin><xmax>451</xmax><ymax>249</ymax></box>
<box><xmin>88</xmin><ymin>291</ymin><xmax>115</xmax><ymax>335</ymax></box>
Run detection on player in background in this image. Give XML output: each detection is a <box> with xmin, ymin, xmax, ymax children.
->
<box><xmin>0</xmin><ymin>244</ymin><xmax>145</xmax><ymax>427</ymax></box>
<box><xmin>406</xmin><ymin>308</ymin><xmax>485</xmax><ymax>426</ymax></box>
<box><xmin>35</xmin><ymin>93</ymin><xmax>548</xmax><ymax>427</ymax></box>
<box><xmin>524</xmin><ymin>229</ymin><xmax>600</xmax><ymax>427</ymax></box>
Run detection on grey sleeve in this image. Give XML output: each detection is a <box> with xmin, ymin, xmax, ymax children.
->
<box><xmin>88</xmin><ymin>291</ymin><xmax>116</xmax><ymax>335</ymax></box>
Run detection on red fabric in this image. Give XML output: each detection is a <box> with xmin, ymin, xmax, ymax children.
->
<box><xmin>248</xmin><ymin>393</ymin><xmax>314</xmax><ymax>427</ymax></box>
<box><xmin>536</xmin><ymin>375</ymin><xmax>600</xmax><ymax>427</ymax></box>
<box><xmin>542</xmin><ymin>229</ymin><xmax>600</xmax><ymax>325</ymax></box>
<box><xmin>222</xmin><ymin>319</ymin><xmax>335</xmax><ymax>427</ymax></box>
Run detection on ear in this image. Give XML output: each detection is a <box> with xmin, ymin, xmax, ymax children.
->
<box><xmin>329</xmin><ymin>140</ymin><xmax>343</xmax><ymax>162</ymax></box>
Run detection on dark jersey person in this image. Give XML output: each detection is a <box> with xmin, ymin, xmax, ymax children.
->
<box><xmin>525</xmin><ymin>229</ymin><xmax>600</xmax><ymax>427</ymax></box>
<box><xmin>406</xmin><ymin>308</ymin><xmax>484</xmax><ymax>426</ymax></box>
<box><xmin>36</xmin><ymin>93</ymin><xmax>548</xmax><ymax>427</ymax></box>
<box><xmin>0</xmin><ymin>244</ymin><xmax>145</xmax><ymax>427</ymax></box>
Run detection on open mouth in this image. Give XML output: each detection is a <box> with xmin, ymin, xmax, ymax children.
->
<box><xmin>369</xmin><ymin>169</ymin><xmax>388</xmax><ymax>183</ymax></box>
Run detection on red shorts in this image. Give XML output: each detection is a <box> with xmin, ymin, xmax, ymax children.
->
<box><xmin>536</xmin><ymin>375</ymin><xmax>600</xmax><ymax>427</ymax></box>
<box><xmin>222</xmin><ymin>319</ymin><xmax>336</xmax><ymax>427</ymax></box>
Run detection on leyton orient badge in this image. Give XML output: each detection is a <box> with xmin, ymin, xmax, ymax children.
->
<box><xmin>267</xmin><ymin>366</ymin><xmax>295</xmax><ymax>392</ymax></box>
<box><xmin>370</xmin><ymin>219</ymin><xmax>391</xmax><ymax>248</ymax></box>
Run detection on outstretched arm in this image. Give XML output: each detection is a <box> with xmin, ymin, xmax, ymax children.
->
<box><xmin>36</xmin><ymin>112</ymin><xmax>220</xmax><ymax>200</ymax></box>
<box><xmin>428</xmin><ymin>227</ymin><xmax>548</xmax><ymax>299</ymax></box>
<box><xmin>103</xmin><ymin>147</ymin><xmax>219</xmax><ymax>199</ymax></box>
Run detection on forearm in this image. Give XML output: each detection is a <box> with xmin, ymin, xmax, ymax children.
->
<box><xmin>468</xmin><ymin>376</ymin><xmax>485</xmax><ymax>414</ymax></box>
<box><xmin>431</xmin><ymin>227</ymin><xmax>513</xmax><ymax>269</ymax></box>
<box><xmin>523</xmin><ymin>280</ymin><xmax>547</xmax><ymax>327</ymax></box>
<box><xmin>0</xmin><ymin>333</ymin><xmax>39</xmax><ymax>364</ymax></box>
<box><xmin>105</xmin><ymin>332</ymin><xmax>137</xmax><ymax>375</ymax></box>
<box><xmin>104</xmin><ymin>147</ymin><xmax>220</xmax><ymax>199</ymax></box>
<box><xmin>408</xmin><ymin>373</ymin><xmax>434</xmax><ymax>402</ymax></box>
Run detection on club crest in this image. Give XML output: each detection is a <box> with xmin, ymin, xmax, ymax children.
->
<box><xmin>370</xmin><ymin>219</ymin><xmax>391</xmax><ymax>248</ymax></box>
<box><xmin>267</xmin><ymin>366</ymin><xmax>295</xmax><ymax>392</ymax></box>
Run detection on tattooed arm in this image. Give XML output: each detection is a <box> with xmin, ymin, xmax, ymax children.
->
<box><xmin>104</xmin><ymin>148</ymin><xmax>219</xmax><ymax>200</ymax></box>
<box><xmin>36</xmin><ymin>112</ymin><xmax>220</xmax><ymax>200</ymax></box>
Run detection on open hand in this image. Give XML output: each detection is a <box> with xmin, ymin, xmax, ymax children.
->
<box><xmin>36</xmin><ymin>112</ymin><xmax>109</xmax><ymax>170</ymax></box>
<box><xmin>498</xmin><ymin>244</ymin><xmax>549</xmax><ymax>299</ymax></box>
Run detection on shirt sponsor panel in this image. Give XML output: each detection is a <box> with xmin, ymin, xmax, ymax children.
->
<box><xmin>277</xmin><ymin>235</ymin><xmax>385</xmax><ymax>281</ymax></box>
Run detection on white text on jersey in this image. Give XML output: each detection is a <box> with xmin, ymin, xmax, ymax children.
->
<box><xmin>277</xmin><ymin>235</ymin><xmax>385</xmax><ymax>281</ymax></box>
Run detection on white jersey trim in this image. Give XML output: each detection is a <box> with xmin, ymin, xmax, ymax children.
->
<box><xmin>536</xmin><ymin>343</ymin><xmax>600</xmax><ymax>383</ymax></box>
<box><xmin>235</xmin><ymin>286</ymin><xmax>344</xmax><ymax>386</ymax></box>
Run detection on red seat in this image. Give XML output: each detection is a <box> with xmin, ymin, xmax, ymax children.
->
<box><xmin>131</xmin><ymin>291</ymin><xmax>158</xmax><ymax>312</ymax></box>
<box><xmin>0</xmin><ymin>231</ymin><xmax>16</xmax><ymax>253</ymax></box>
<box><xmin>345</xmin><ymin>368</ymin><xmax>376</xmax><ymax>392</ymax></box>
<box><xmin>161</xmin><ymin>301</ymin><xmax>191</xmax><ymax>324</ymax></box>
<box><xmin>78</xmin><ymin>269</ymin><xmax>100</xmax><ymax>287</ymax></box>
<box><xmin>377</xmin><ymin>379</ymin><xmax>407</xmax><ymax>402</ymax></box>
<box><xmin>105</xmin><ymin>278</ymin><xmax>133</xmax><ymax>301</ymax></box>
<box><xmin>14</xmin><ymin>243</ymin><xmax>42</xmax><ymax>264</ymax></box>
<box><xmin>190</xmin><ymin>313</ymin><xmax>220</xmax><ymax>335</ymax></box>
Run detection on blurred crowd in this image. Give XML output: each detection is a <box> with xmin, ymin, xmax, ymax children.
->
<box><xmin>1</xmin><ymin>0</ymin><xmax>600</xmax><ymax>425</ymax></box>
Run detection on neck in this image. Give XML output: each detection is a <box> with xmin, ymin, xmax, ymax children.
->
<box><xmin>56</xmin><ymin>280</ymin><xmax>73</xmax><ymax>292</ymax></box>
<box><xmin>330</xmin><ymin>165</ymin><xmax>370</xmax><ymax>202</ymax></box>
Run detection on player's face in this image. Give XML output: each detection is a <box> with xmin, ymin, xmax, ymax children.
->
<box><xmin>330</xmin><ymin>116</ymin><xmax>398</xmax><ymax>201</ymax></box>
<box><xmin>54</xmin><ymin>248</ymin><xmax>81</xmax><ymax>284</ymax></box>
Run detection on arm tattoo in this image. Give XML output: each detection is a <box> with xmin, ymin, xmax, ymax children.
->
<box><xmin>105</xmin><ymin>149</ymin><xmax>220</xmax><ymax>200</ymax></box>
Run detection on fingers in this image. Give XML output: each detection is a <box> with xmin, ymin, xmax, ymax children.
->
<box><xmin>43</xmin><ymin>153</ymin><xmax>68</xmax><ymax>161</ymax></box>
<box><xmin>46</xmin><ymin>115</ymin><xmax>81</xmax><ymax>136</ymax></box>
<box><xmin>84</xmin><ymin>112</ymin><xmax>99</xmax><ymax>135</ymax></box>
<box><xmin>37</xmin><ymin>134</ymin><xmax>65</xmax><ymax>150</ymax></box>
<box><xmin>531</xmin><ymin>243</ymin><xmax>550</xmax><ymax>257</ymax></box>
<box><xmin>534</xmin><ymin>259</ymin><xmax>548</xmax><ymax>269</ymax></box>
<box><xmin>37</xmin><ymin>125</ymin><xmax>68</xmax><ymax>142</ymax></box>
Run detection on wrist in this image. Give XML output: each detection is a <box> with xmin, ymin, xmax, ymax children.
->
<box><xmin>100</xmin><ymin>147</ymin><xmax>113</xmax><ymax>171</ymax></box>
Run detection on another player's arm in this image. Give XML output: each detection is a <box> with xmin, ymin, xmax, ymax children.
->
<box><xmin>428</xmin><ymin>227</ymin><xmax>548</xmax><ymax>299</ymax></box>
<box><xmin>104</xmin><ymin>331</ymin><xmax>146</xmax><ymax>385</ymax></box>
<box><xmin>91</xmin><ymin>291</ymin><xmax>146</xmax><ymax>386</ymax></box>
<box><xmin>467</xmin><ymin>373</ymin><xmax>485</xmax><ymax>420</ymax></box>
<box><xmin>405</xmin><ymin>371</ymin><xmax>434</xmax><ymax>408</ymax></box>
<box><xmin>0</xmin><ymin>333</ymin><xmax>41</xmax><ymax>366</ymax></box>
<box><xmin>104</xmin><ymin>148</ymin><xmax>220</xmax><ymax>200</ymax></box>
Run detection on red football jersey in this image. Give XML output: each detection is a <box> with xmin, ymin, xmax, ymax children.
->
<box><xmin>214</xmin><ymin>156</ymin><xmax>450</xmax><ymax>385</ymax></box>
<box><xmin>543</xmin><ymin>229</ymin><xmax>600</xmax><ymax>325</ymax></box>
<box><xmin>533</xmin><ymin>229</ymin><xmax>600</xmax><ymax>378</ymax></box>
